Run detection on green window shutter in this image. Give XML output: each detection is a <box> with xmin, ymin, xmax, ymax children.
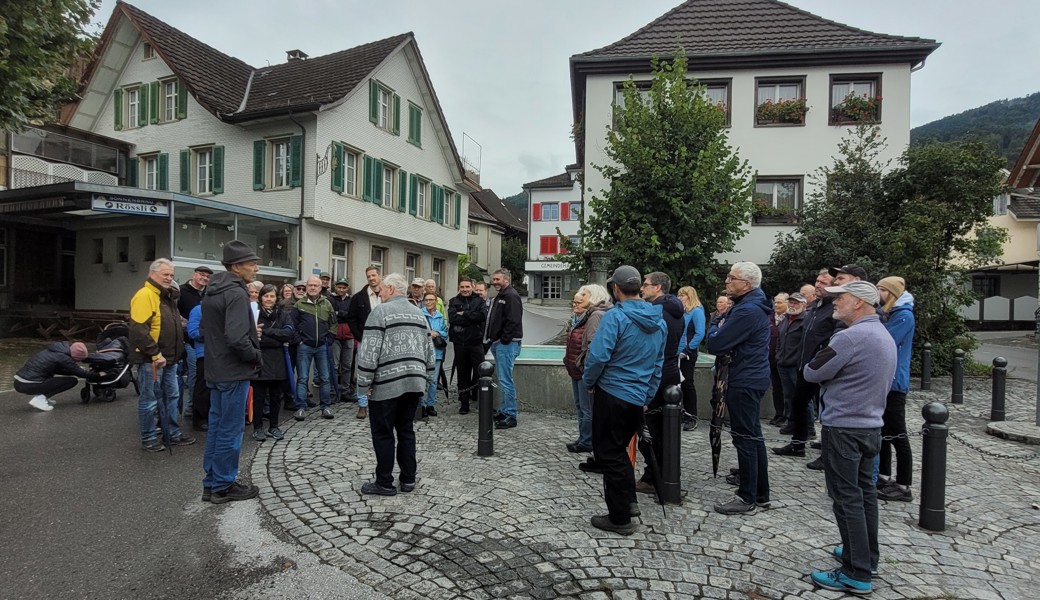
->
<box><xmin>158</xmin><ymin>153</ymin><xmax>169</xmax><ymax>191</ymax></box>
<box><xmin>179</xmin><ymin>150</ymin><xmax>190</xmax><ymax>193</ymax></box>
<box><xmin>149</xmin><ymin>81</ymin><xmax>159</xmax><ymax>124</ymax></box>
<box><xmin>212</xmin><ymin>145</ymin><xmax>224</xmax><ymax>194</ymax></box>
<box><xmin>289</xmin><ymin>135</ymin><xmax>303</xmax><ymax>187</ymax></box>
<box><xmin>138</xmin><ymin>85</ymin><xmax>148</xmax><ymax>127</ymax></box>
<box><xmin>361</xmin><ymin>155</ymin><xmax>372</xmax><ymax>201</ymax></box>
<box><xmin>176</xmin><ymin>82</ymin><xmax>187</xmax><ymax>119</ymax></box>
<box><xmin>398</xmin><ymin>170</ymin><xmax>408</xmax><ymax>211</ymax></box>
<box><xmin>128</xmin><ymin>157</ymin><xmax>139</xmax><ymax>187</ymax></box>
<box><xmin>368</xmin><ymin>80</ymin><xmax>379</xmax><ymax>125</ymax></box>
<box><xmin>331</xmin><ymin>142</ymin><xmax>344</xmax><ymax>192</ymax></box>
<box><xmin>374</xmin><ymin>159</ymin><xmax>385</xmax><ymax>204</ymax></box>
<box><xmin>392</xmin><ymin>94</ymin><xmax>401</xmax><ymax>135</ymax></box>
<box><xmin>431</xmin><ymin>184</ymin><xmax>442</xmax><ymax>223</ymax></box>
<box><xmin>252</xmin><ymin>140</ymin><xmax>266</xmax><ymax>190</ymax></box>
<box><xmin>409</xmin><ymin>105</ymin><xmax>422</xmax><ymax>146</ymax></box>
<box><xmin>409</xmin><ymin>174</ymin><xmax>418</xmax><ymax>215</ymax></box>
<box><xmin>113</xmin><ymin>89</ymin><xmax>123</xmax><ymax>131</ymax></box>
<box><xmin>454</xmin><ymin>193</ymin><xmax>461</xmax><ymax>229</ymax></box>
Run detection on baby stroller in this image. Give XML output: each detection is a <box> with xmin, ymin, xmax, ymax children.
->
<box><xmin>81</xmin><ymin>322</ymin><xmax>139</xmax><ymax>403</ymax></box>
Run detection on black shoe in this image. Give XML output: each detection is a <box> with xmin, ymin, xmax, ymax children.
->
<box><xmin>420</xmin><ymin>406</ymin><xmax>429</xmax><ymax>420</ymax></box>
<box><xmin>810</xmin><ymin>441</ymin><xmax>822</xmax><ymax>450</ymax></box>
<box><xmin>772</xmin><ymin>443</ymin><xmax>805</xmax><ymax>457</ymax></box>
<box><xmin>630</xmin><ymin>503</ymin><xmax>641</xmax><ymax>517</ymax></box>
<box><xmin>725</xmin><ymin>473</ymin><xmax>739</xmax><ymax>486</ymax></box>
<box><xmin>170</xmin><ymin>434</ymin><xmax>196</xmax><ymax>446</ymax></box>
<box><xmin>306</xmin><ymin>399</ymin><xmax>317</xmax><ymax>408</ymax></box>
<box><xmin>426</xmin><ymin>407</ymin><xmax>438</xmax><ymax>417</ymax></box>
<box><xmin>806</xmin><ymin>457</ymin><xmax>824</xmax><ymax>471</ymax></box>
<box><xmin>877</xmin><ymin>483</ymin><xmax>913</xmax><ymax>502</ymax></box>
<box><xmin>682</xmin><ymin>418</ymin><xmax>697</xmax><ymax>432</ymax></box>
<box><xmin>494</xmin><ymin>417</ymin><xmax>517</xmax><ymax>429</ymax></box>
<box><xmin>567</xmin><ymin>442</ymin><xmax>593</xmax><ymax>453</ymax></box>
<box><xmin>142</xmin><ymin>439</ymin><xmax>166</xmax><ymax>452</ymax></box>
<box><xmin>459</xmin><ymin>406</ymin><xmax>470</xmax><ymax>415</ymax></box>
<box><xmin>321</xmin><ymin>408</ymin><xmax>334</xmax><ymax>419</ymax></box>
<box><xmin>294</xmin><ymin>409</ymin><xmax>305</xmax><ymax>422</ymax></box>
<box><xmin>361</xmin><ymin>481</ymin><xmax>397</xmax><ymax>496</ymax></box>
<box><xmin>210</xmin><ymin>482</ymin><xmax>259</xmax><ymax>504</ymax></box>
<box><xmin>400</xmin><ymin>481</ymin><xmax>416</xmax><ymax>493</ymax></box>
<box><xmin>193</xmin><ymin>420</ymin><xmax>209</xmax><ymax>432</ymax></box>
<box><xmin>590</xmin><ymin>515</ymin><xmax>635</xmax><ymax>535</ymax></box>
<box><xmin>579</xmin><ymin>459</ymin><xmax>606</xmax><ymax>474</ymax></box>
<box><xmin>778</xmin><ymin>424</ymin><xmax>795</xmax><ymax>435</ymax></box>
<box><xmin>202</xmin><ymin>487</ymin><xmax>211</xmax><ymax>502</ymax></box>
<box><xmin>729</xmin><ymin>467</ymin><xmax>740</xmax><ymax>475</ymax></box>
<box><xmin>493</xmin><ymin>410</ymin><xmax>508</xmax><ymax>422</ymax></box>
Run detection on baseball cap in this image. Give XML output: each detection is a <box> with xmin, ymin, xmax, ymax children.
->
<box><xmin>319</xmin><ymin>271</ymin><xmax>331</xmax><ymax>278</ymax></box>
<box><xmin>335</xmin><ymin>277</ymin><xmax>349</xmax><ymax>286</ymax></box>
<box><xmin>824</xmin><ymin>280</ymin><xmax>880</xmax><ymax>305</ymax></box>
<box><xmin>788</xmin><ymin>292</ymin><xmax>807</xmax><ymax>303</ymax></box>
<box><xmin>294</xmin><ymin>279</ymin><xmax>307</xmax><ymax>287</ymax></box>
<box><xmin>607</xmin><ymin>265</ymin><xmax>642</xmax><ymax>286</ymax></box>
<box><xmin>194</xmin><ymin>265</ymin><xmax>214</xmax><ymax>274</ymax></box>
<box><xmin>411</xmin><ymin>278</ymin><xmax>425</xmax><ymax>286</ymax></box>
<box><xmin>828</xmin><ymin>264</ymin><xmax>868</xmax><ymax>280</ymax></box>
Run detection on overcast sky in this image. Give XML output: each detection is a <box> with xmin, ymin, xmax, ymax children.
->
<box><xmin>96</xmin><ymin>0</ymin><xmax>1038</xmax><ymax>197</ymax></box>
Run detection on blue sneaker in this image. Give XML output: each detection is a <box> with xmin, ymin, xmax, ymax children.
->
<box><xmin>833</xmin><ymin>546</ymin><xmax>879</xmax><ymax>575</ymax></box>
<box><xmin>811</xmin><ymin>569</ymin><xmax>872</xmax><ymax>595</ymax></box>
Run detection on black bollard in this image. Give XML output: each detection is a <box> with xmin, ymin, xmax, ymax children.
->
<box><xmin>921</xmin><ymin>342</ymin><xmax>932</xmax><ymax>390</ymax></box>
<box><xmin>951</xmin><ymin>349</ymin><xmax>964</xmax><ymax>404</ymax></box>
<box><xmin>660</xmin><ymin>385</ymin><xmax>683</xmax><ymax>505</ymax></box>
<box><xmin>477</xmin><ymin>361</ymin><xmax>494</xmax><ymax>457</ymax></box>
<box><xmin>990</xmin><ymin>357</ymin><xmax>1007</xmax><ymax>422</ymax></box>
<box><xmin>918</xmin><ymin>402</ymin><xmax>949</xmax><ymax>532</ymax></box>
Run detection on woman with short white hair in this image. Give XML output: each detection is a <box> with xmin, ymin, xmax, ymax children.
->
<box><xmin>563</xmin><ymin>284</ymin><xmax>612</xmax><ymax>453</ymax></box>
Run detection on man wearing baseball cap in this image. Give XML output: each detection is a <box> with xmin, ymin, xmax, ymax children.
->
<box><xmin>582</xmin><ymin>265</ymin><xmax>666</xmax><ymax>535</ymax></box>
<box><xmin>803</xmin><ymin>280</ymin><xmax>896</xmax><ymax>595</ymax></box>
<box><xmin>179</xmin><ymin>265</ymin><xmax>213</xmax><ymax>429</ymax></box>
<box><xmin>408</xmin><ymin>278</ymin><xmax>425</xmax><ymax>306</ymax></box>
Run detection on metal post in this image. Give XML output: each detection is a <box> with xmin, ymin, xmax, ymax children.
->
<box><xmin>920</xmin><ymin>342</ymin><xmax>932</xmax><ymax>390</ymax></box>
<box><xmin>660</xmin><ymin>385</ymin><xmax>683</xmax><ymax>505</ymax></box>
<box><xmin>477</xmin><ymin>361</ymin><xmax>494</xmax><ymax>457</ymax></box>
<box><xmin>990</xmin><ymin>357</ymin><xmax>1007</xmax><ymax>422</ymax></box>
<box><xmin>918</xmin><ymin>402</ymin><xmax>949</xmax><ymax>532</ymax></box>
<box><xmin>951</xmin><ymin>349</ymin><xmax>964</xmax><ymax>405</ymax></box>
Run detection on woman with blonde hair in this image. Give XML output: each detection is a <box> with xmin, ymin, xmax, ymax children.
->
<box><xmin>677</xmin><ymin>286</ymin><xmax>705</xmax><ymax>430</ymax></box>
<box><xmin>563</xmin><ymin>283</ymin><xmax>612</xmax><ymax>453</ymax></box>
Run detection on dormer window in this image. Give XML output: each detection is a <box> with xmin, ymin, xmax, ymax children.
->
<box><xmin>368</xmin><ymin>79</ymin><xmax>400</xmax><ymax>135</ymax></box>
<box><xmin>143</xmin><ymin>43</ymin><xmax>156</xmax><ymax>60</ymax></box>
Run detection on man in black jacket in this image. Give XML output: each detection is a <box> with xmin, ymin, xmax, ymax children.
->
<box><xmin>484</xmin><ymin>268</ymin><xmax>523</xmax><ymax>429</ymax></box>
<box><xmin>448</xmin><ymin>278</ymin><xmax>488</xmax><ymax>415</ymax></box>
<box><xmin>329</xmin><ymin>277</ymin><xmax>356</xmax><ymax>402</ymax></box>
<box><xmin>346</xmin><ymin>265</ymin><xmax>382</xmax><ymax>419</ymax></box>
<box><xmin>201</xmin><ymin>240</ymin><xmax>262</xmax><ymax>504</ymax></box>
<box><xmin>178</xmin><ymin>265</ymin><xmax>212</xmax><ymax>422</ymax></box>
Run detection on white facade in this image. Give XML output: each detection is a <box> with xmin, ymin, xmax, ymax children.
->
<box><xmin>467</xmin><ymin>218</ymin><xmax>504</xmax><ymax>278</ymax></box>
<box><xmin>581</xmin><ymin>64</ymin><xmax>913</xmax><ymax>265</ymax></box>
<box><xmin>525</xmin><ymin>180</ymin><xmax>583</xmax><ymax>303</ymax></box>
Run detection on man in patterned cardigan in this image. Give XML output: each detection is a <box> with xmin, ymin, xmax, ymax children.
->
<box><xmin>356</xmin><ymin>272</ymin><xmax>436</xmax><ymax>496</ymax></box>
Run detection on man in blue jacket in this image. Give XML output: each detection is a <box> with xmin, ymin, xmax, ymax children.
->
<box><xmin>582</xmin><ymin>265</ymin><xmax>666</xmax><ymax>535</ymax></box>
<box><xmin>707</xmin><ymin>261</ymin><xmax>773</xmax><ymax>515</ymax></box>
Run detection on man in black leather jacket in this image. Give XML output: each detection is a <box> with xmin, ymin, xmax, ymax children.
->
<box><xmin>448</xmin><ymin>278</ymin><xmax>488</xmax><ymax>415</ymax></box>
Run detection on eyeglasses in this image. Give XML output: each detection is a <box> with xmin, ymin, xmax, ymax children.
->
<box><xmin>725</xmin><ymin>275</ymin><xmax>747</xmax><ymax>282</ymax></box>
<box><xmin>640</xmin><ymin>282</ymin><xmax>659</xmax><ymax>288</ymax></box>
<box><xmin>294</xmin><ymin>286</ymin><xmax>305</xmax><ymax>291</ymax></box>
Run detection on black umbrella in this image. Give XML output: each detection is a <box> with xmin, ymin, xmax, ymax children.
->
<box><xmin>636</xmin><ymin>421</ymin><xmax>667</xmax><ymax>516</ymax></box>
<box><xmin>709</xmin><ymin>354</ymin><xmax>733</xmax><ymax>477</ymax></box>
<box><xmin>152</xmin><ymin>362</ymin><xmax>173</xmax><ymax>454</ymax></box>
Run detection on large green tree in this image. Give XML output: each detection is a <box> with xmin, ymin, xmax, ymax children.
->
<box><xmin>0</xmin><ymin>0</ymin><xmax>99</xmax><ymax>132</ymax></box>
<box><xmin>770</xmin><ymin>125</ymin><xmax>1007</xmax><ymax>373</ymax></box>
<box><xmin>575</xmin><ymin>51</ymin><xmax>753</xmax><ymax>292</ymax></box>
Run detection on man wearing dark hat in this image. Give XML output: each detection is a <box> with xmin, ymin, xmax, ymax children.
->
<box><xmin>319</xmin><ymin>271</ymin><xmax>333</xmax><ymax>298</ymax></box>
<box><xmin>582</xmin><ymin>265</ymin><xmax>666</xmax><ymax>535</ymax></box>
<box><xmin>201</xmin><ymin>240</ymin><xmax>262</xmax><ymax>503</ymax></box>
<box><xmin>179</xmin><ymin>265</ymin><xmax>212</xmax><ymax>429</ymax></box>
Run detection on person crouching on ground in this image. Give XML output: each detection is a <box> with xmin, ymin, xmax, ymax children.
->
<box><xmin>582</xmin><ymin>265</ymin><xmax>666</xmax><ymax>535</ymax></box>
<box><xmin>251</xmin><ymin>284</ymin><xmax>294</xmax><ymax>442</ymax></box>
<box><xmin>14</xmin><ymin>342</ymin><xmax>101</xmax><ymax>411</ymax></box>
<box><xmin>563</xmin><ymin>284</ymin><xmax>612</xmax><ymax>454</ymax></box>
<box><xmin>420</xmin><ymin>292</ymin><xmax>448</xmax><ymax>419</ymax></box>
<box><xmin>356</xmin><ymin>273</ymin><xmax>435</xmax><ymax>496</ymax></box>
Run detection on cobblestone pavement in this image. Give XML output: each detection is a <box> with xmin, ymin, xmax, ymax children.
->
<box><xmin>252</xmin><ymin>377</ymin><xmax>1040</xmax><ymax>599</ymax></box>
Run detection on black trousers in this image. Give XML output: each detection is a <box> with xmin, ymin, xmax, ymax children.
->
<box><xmin>789</xmin><ymin>370</ymin><xmax>819</xmax><ymax>447</ymax></box>
<box><xmin>591</xmin><ymin>388</ymin><xmax>642</xmax><ymax>526</ymax></box>
<box><xmin>193</xmin><ymin>357</ymin><xmax>211</xmax><ymax>426</ymax></box>
<box><xmin>252</xmin><ymin>380</ymin><xmax>283</xmax><ymax>430</ymax></box>
<box><xmin>769</xmin><ymin>363</ymin><xmax>784</xmax><ymax>419</ymax></box>
<box><xmin>679</xmin><ymin>353</ymin><xmax>698</xmax><ymax>420</ymax></box>
<box><xmin>14</xmin><ymin>376</ymin><xmax>79</xmax><ymax>399</ymax></box>
<box><xmin>880</xmin><ymin>390</ymin><xmax>912</xmax><ymax>485</ymax></box>
<box><xmin>453</xmin><ymin>343</ymin><xmax>485</xmax><ymax>407</ymax></box>
<box><xmin>368</xmin><ymin>392</ymin><xmax>421</xmax><ymax>488</ymax></box>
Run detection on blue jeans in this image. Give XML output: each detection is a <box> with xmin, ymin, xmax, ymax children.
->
<box><xmin>137</xmin><ymin>363</ymin><xmax>182</xmax><ymax>443</ymax></box>
<box><xmin>295</xmin><ymin>344</ymin><xmax>331</xmax><ymax>409</ymax></box>
<box><xmin>492</xmin><ymin>341</ymin><xmax>521</xmax><ymax>418</ymax></box>
<box><xmin>203</xmin><ymin>380</ymin><xmax>250</xmax><ymax>492</ymax></box>
<box><xmin>571</xmin><ymin>379</ymin><xmax>593</xmax><ymax>448</ymax></box>
<box><xmin>822</xmin><ymin>426</ymin><xmax>881</xmax><ymax>583</ymax></box>
<box><xmin>183</xmin><ymin>344</ymin><xmax>197</xmax><ymax>414</ymax></box>
<box><xmin>423</xmin><ymin>359</ymin><xmax>442</xmax><ymax>408</ymax></box>
<box><xmin>725</xmin><ymin>385</ymin><xmax>769</xmax><ymax>504</ymax></box>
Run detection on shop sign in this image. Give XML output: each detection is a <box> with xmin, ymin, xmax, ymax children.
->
<box><xmin>91</xmin><ymin>194</ymin><xmax>169</xmax><ymax>216</ymax></box>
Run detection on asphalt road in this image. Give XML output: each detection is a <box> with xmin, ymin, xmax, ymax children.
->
<box><xmin>974</xmin><ymin>332</ymin><xmax>1039</xmax><ymax>382</ymax></box>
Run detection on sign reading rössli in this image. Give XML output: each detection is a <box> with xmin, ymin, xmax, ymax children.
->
<box><xmin>91</xmin><ymin>194</ymin><xmax>169</xmax><ymax>216</ymax></box>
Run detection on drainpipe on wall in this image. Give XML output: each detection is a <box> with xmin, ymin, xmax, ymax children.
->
<box><xmin>288</xmin><ymin>110</ymin><xmax>306</xmax><ymax>279</ymax></box>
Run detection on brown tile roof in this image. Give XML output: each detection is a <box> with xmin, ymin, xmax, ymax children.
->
<box><xmin>468</xmin><ymin>196</ymin><xmax>497</xmax><ymax>223</ymax></box>
<box><xmin>472</xmin><ymin>189</ymin><xmax>528</xmax><ymax>234</ymax></box>
<box><xmin>1008</xmin><ymin>117</ymin><xmax>1040</xmax><ymax>190</ymax></box>
<box><xmin>575</xmin><ymin>0</ymin><xmax>939</xmax><ymax>60</ymax></box>
<box><xmin>1009</xmin><ymin>193</ymin><xmax>1040</xmax><ymax>220</ymax></box>
<box><xmin>522</xmin><ymin>173</ymin><xmax>574</xmax><ymax>190</ymax></box>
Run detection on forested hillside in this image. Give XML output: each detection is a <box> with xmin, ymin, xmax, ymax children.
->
<box><xmin>911</xmin><ymin>92</ymin><xmax>1040</xmax><ymax>167</ymax></box>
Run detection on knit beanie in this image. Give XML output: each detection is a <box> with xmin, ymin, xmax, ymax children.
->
<box><xmin>877</xmin><ymin>276</ymin><xmax>906</xmax><ymax>298</ymax></box>
<box><xmin>69</xmin><ymin>342</ymin><xmax>89</xmax><ymax>361</ymax></box>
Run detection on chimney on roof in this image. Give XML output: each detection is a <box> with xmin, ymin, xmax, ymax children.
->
<box><xmin>286</xmin><ymin>49</ymin><xmax>309</xmax><ymax>62</ymax></box>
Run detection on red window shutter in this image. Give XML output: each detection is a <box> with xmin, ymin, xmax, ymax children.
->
<box><xmin>560</xmin><ymin>202</ymin><xmax>570</xmax><ymax>221</ymax></box>
<box><xmin>532</xmin><ymin>203</ymin><xmax>541</xmax><ymax>221</ymax></box>
<box><xmin>549</xmin><ymin>236</ymin><xmax>559</xmax><ymax>254</ymax></box>
<box><xmin>560</xmin><ymin>236</ymin><xmax>568</xmax><ymax>255</ymax></box>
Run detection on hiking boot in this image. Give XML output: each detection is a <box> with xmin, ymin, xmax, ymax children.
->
<box><xmin>590</xmin><ymin>515</ymin><xmax>635</xmax><ymax>535</ymax></box>
<box><xmin>170</xmin><ymin>434</ymin><xmax>196</xmax><ymax>446</ymax></box>
<box><xmin>252</xmin><ymin>429</ymin><xmax>268</xmax><ymax>442</ymax></box>
<box><xmin>268</xmin><ymin>427</ymin><xmax>284</xmax><ymax>440</ymax></box>
<box><xmin>142</xmin><ymin>439</ymin><xmax>166</xmax><ymax>452</ymax></box>
<box><xmin>360</xmin><ymin>481</ymin><xmax>397</xmax><ymax>496</ymax></box>
<box><xmin>877</xmin><ymin>483</ymin><xmax>913</xmax><ymax>502</ymax></box>
<box><xmin>210</xmin><ymin>482</ymin><xmax>259</xmax><ymax>504</ymax></box>
<box><xmin>806</xmin><ymin>457</ymin><xmax>824</xmax><ymax>471</ymax></box>
<box><xmin>714</xmin><ymin>495</ymin><xmax>756</xmax><ymax>515</ymax></box>
<box><xmin>29</xmin><ymin>395</ymin><xmax>53</xmax><ymax>412</ymax></box>
<box><xmin>833</xmin><ymin>546</ymin><xmax>879</xmax><ymax>575</ymax></box>
<box><xmin>772</xmin><ymin>443</ymin><xmax>805</xmax><ymax>457</ymax></box>
<box><xmin>810</xmin><ymin>569</ymin><xmax>871</xmax><ymax>595</ymax></box>
<box><xmin>321</xmin><ymin>408</ymin><xmax>334</xmax><ymax>420</ymax></box>
<box><xmin>294</xmin><ymin>409</ymin><xmax>306</xmax><ymax>422</ymax></box>
<box><xmin>356</xmin><ymin>407</ymin><xmax>368</xmax><ymax>419</ymax></box>
<box><xmin>494</xmin><ymin>416</ymin><xmax>517</xmax><ymax>429</ymax></box>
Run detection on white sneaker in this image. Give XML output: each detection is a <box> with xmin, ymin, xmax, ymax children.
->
<box><xmin>29</xmin><ymin>396</ymin><xmax>53</xmax><ymax>412</ymax></box>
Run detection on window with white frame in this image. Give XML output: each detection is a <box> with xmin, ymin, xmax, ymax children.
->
<box><xmin>432</xmin><ymin>258</ymin><xmax>444</xmax><ymax>291</ymax></box>
<box><xmin>163</xmin><ymin>80</ymin><xmax>178</xmax><ymax>122</ymax></box>
<box><xmin>271</xmin><ymin>138</ymin><xmax>290</xmax><ymax>188</ymax></box>
<box><xmin>755</xmin><ymin>77</ymin><xmax>806</xmax><ymax>125</ymax></box>
<box><xmin>142</xmin><ymin>155</ymin><xmax>158</xmax><ymax>190</ymax></box>
<box><xmin>542</xmin><ymin>275</ymin><xmax>563</xmax><ymax>300</ymax></box>
<box><xmin>0</xmin><ymin>228</ymin><xmax>7</xmax><ymax>286</ymax></box>
<box><xmin>344</xmin><ymin>150</ymin><xmax>358</xmax><ymax>196</ymax></box>
<box><xmin>993</xmin><ymin>193</ymin><xmax>1009</xmax><ymax>216</ymax></box>
<box><xmin>568</xmin><ymin>202</ymin><xmax>582</xmax><ymax>220</ymax></box>
<box><xmin>126</xmin><ymin>87</ymin><xmax>140</xmax><ymax>129</ymax></box>
<box><xmin>541</xmin><ymin>202</ymin><xmax>560</xmax><ymax>221</ymax></box>
<box><xmin>417</xmin><ymin>179</ymin><xmax>428</xmax><ymax>218</ymax></box>
<box><xmin>468</xmin><ymin>220</ymin><xmax>478</xmax><ymax>234</ymax></box>
<box><xmin>752</xmin><ymin>178</ymin><xmax>801</xmax><ymax>223</ymax></box>
<box><xmin>382</xmin><ymin>165</ymin><xmax>396</xmax><ymax>207</ymax></box>
<box><xmin>701</xmin><ymin>79</ymin><xmax>732</xmax><ymax>125</ymax></box>
<box><xmin>468</xmin><ymin>244</ymin><xmax>478</xmax><ymax>264</ymax></box>
<box><xmin>370</xmin><ymin>246</ymin><xmax>386</xmax><ymax>272</ymax></box>
<box><xmin>406</xmin><ymin>253</ymin><xmax>420</xmax><ymax>282</ymax></box>
<box><xmin>378</xmin><ymin>87</ymin><xmax>391</xmax><ymax>130</ymax></box>
<box><xmin>195</xmin><ymin>147</ymin><xmax>213</xmax><ymax>194</ymax></box>
<box><xmin>143</xmin><ymin>43</ymin><xmax>156</xmax><ymax>60</ymax></box>
<box><xmin>442</xmin><ymin>189</ymin><xmax>454</xmax><ymax>227</ymax></box>
<box><xmin>332</xmin><ymin>238</ymin><xmax>350</xmax><ymax>283</ymax></box>
<box><xmin>613</xmin><ymin>82</ymin><xmax>652</xmax><ymax>111</ymax></box>
<box><xmin>829</xmin><ymin>75</ymin><xmax>881</xmax><ymax>125</ymax></box>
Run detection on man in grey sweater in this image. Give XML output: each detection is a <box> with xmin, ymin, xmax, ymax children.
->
<box><xmin>356</xmin><ymin>272</ymin><xmax>435</xmax><ymax>496</ymax></box>
<box><xmin>803</xmin><ymin>280</ymin><xmax>896</xmax><ymax>596</ymax></box>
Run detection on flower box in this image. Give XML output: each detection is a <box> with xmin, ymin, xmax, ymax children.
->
<box><xmin>756</xmin><ymin>98</ymin><xmax>809</xmax><ymax>125</ymax></box>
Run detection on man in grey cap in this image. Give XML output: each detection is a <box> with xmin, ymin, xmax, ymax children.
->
<box><xmin>179</xmin><ymin>265</ymin><xmax>212</xmax><ymax>429</ymax></box>
<box><xmin>201</xmin><ymin>240</ymin><xmax>262</xmax><ymax>503</ymax></box>
<box><xmin>408</xmin><ymin>278</ymin><xmax>425</xmax><ymax>306</ymax></box>
<box><xmin>803</xmin><ymin>280</ymin><xmax>895</xmax><ymax>596</ymax></box>
<box><xmin>582</xmin><ymin>265</ymin><xmax>666</xmax><ymax>535</ymax></box>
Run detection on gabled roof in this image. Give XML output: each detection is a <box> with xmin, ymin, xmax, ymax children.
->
<box><xmin>1009</xmin><ymin>193</ymin><xmax>1040</xmax><ymax>220</ymax></box>
<box><xmin>468</xmin><ymin>196</ymin><xmax>497</xmax><ymax>224</ymax></box>
<box><xmin>472</xmin><ymin>189</ymin><xmax>528</xmax><ymax>234</ymax></box>
<box><xmin>522</xmin><ymin>172</ymin><xmax>574</xmax><ymax>190</ymax></box>
<box><xmin>1008</xmin><ymin>116</ymin><xmax>1040</xmax><ymax>190</ymax></box>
